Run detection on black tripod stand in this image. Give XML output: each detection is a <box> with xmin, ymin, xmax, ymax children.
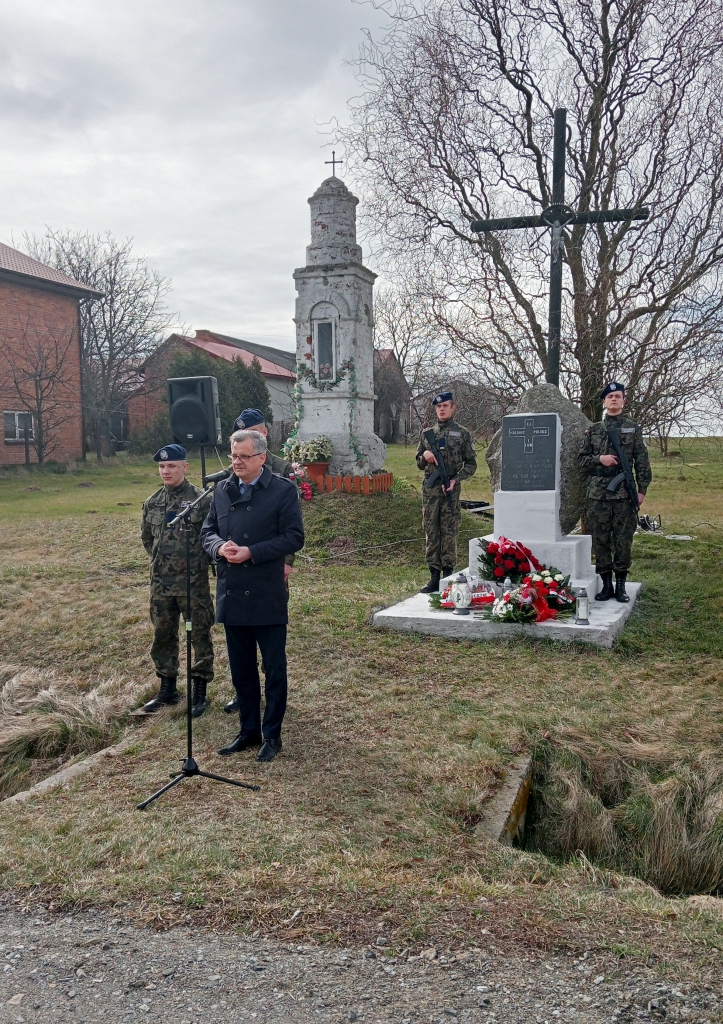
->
<box><xmin>137</xmin><ymin>485</ymin><xmax>260</xmax><ymax>810</ymax></box>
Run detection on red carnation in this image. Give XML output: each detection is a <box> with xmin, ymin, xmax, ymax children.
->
<box><xmin>487</xmin><ymin>542</ymin><xmax>498</xmax><ymax>554</ymax></box>
<box><xmin>493</xmin><ymin>567</ymin><xmax>505</xmax><ymax>577</ymax></box>
<box><xmin>494</xmin><ymin>555</ymin><xmax>503</xmax><ymax>565</ymax></box>
<box><xmin>549</xmin><ymin>580</ymin><xmax>558</xmax><ymax>590</ymax></box>
<box><xmin>503</xmin><ymin>559</ymin><xmax>515</xmax><ymax>569</ymax></box>
<box><xmin>519</xmin><ymin>561</ymin><xmax>530</xmax><ymax>572</ymax></box>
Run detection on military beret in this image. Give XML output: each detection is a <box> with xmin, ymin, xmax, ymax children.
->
<box><xmin>432</xmin><ymin>391</ymin><xmax>454</xmax><ymax>406</ymax></box>
<box><xmin>153</xmin><ymin>444</ymin><xmax>187</xmax><ymax>462</ymax></box>
<box><xmin>234</xmin><ymin>408</ymin><xmax>265</xmax><ymax>430</ymax></box>
<box><xmin>600</xmin><ymin>381</ymin><xmax>626</xmax><ymax>400</ymax></box>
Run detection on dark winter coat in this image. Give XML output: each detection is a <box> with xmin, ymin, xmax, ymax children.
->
<box><xmin>200</xmin><ymin>465</ymin><xmax>304</xmax><ymax>626</ymax></box>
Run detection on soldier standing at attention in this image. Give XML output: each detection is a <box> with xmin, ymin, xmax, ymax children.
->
<box><xmin>416</xmin><ymin>391</ymin><xmax>477</xmax><ymax>594</ymax></box>
<box><xmin>140</xmin><ymin>444</ymin><xmax>215</xmax><ymax>716</ymax></box>
<box><xmin>578</xmin><ymin>383</ymin><xmax>652</xmax><ymax>603</ymax></box>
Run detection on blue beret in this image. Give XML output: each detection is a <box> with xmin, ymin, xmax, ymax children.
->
<box><xmin>154</xmin><ymin>444</ymin><xmax>187</xmax><ymax>462</ymax></box>
<box><xmin>234</xmin><ymin>408</ymin><xmax>265</xmax><ymax>430</ymax></box>
<box><xmin>432</xmin><ymin>391</ymin><xmax>454</xmax><ymax>406</ymax></box>
<box><xmin>600</xmin><ymin>382</ymin><xmax>626</xmax><ymax>400</ymax></box>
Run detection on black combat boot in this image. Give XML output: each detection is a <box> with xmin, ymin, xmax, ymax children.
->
<box><xmin>141</xmin><ymin>676</ymin><xmax>179</xmax><ymax>714</ymax></box>
<box><xmin>191</xmin><ymin>678</ymin><xmax>209</xmax><ymax>718</ymax></box>
<box><xmin>441</xmin><ymin>565</ymin><xmax>454</xmax><ymax>582</ymax></box>
<box><xmin>615</xmin><ymin>572</ymin><xmax>630</xmax><ymax>603</ymax></box>
<box><xmin>595</xmin><ymin>571</ymin><xmax>614</xmax><ymax>601</ymax></box>
<box><xmin>419</xmin><ymin>568</ymin><xmax>441</xmax><ymax>594</ymax></box>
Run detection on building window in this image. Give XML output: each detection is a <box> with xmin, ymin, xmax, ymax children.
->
<box><xmin>3</xmin><ymin>411</ymin><xmax>34</xmax><ymax>443</ymax></box>
<box><xmin>315</xmin><ymin>321</ymin><xmax>335</xmax><ymax>380</ymax></box>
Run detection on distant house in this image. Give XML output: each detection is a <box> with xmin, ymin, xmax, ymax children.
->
<box><xmin>127</xmin><ymin>330</ymin><xmax>296</xmax><ymax>448</ymax></box>
<box><xmin>0</xmin><ymin>242</ymin><xmax>101</xmax><ymax>466</ymax></box>
<box><xmin>373</xmin><ymin>348</ymin><xmax>413</xmax><ymax>443</ymax></box>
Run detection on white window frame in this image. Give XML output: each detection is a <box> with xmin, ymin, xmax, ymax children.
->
<box><xmin>3</xmin><ymin>410</ymin><xmax>35</xmax><ymax>443</ymax></box>
<box><xmin>314</xmin><ymin>320</ymin><xmax>336</xmax><ymax>381</ymax></box>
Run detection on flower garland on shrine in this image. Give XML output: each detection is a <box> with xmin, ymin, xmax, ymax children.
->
<box><xmin>285</xmin><ymin>356</ymin><xmax>366</xmax><ymax>471</ymax></box>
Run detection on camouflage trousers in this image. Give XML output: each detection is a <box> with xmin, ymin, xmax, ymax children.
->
<box><xmin>588</xmin><ymin>499</ymin><xmax>638</xmax><ymax>574</ymax></box>
<box><xmin>149</xmin><ymin>592</ymin><xmax>215</xmax><ymax>682</ymax></box>
<box><xmin>423</xmin><ymin>489</ymin><xmax>462</xmax><ymax>570</ymax></box>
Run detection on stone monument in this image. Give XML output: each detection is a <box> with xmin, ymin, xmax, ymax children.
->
<box><xmin>291</xmin><ymin>175</ymin><xmax>386</xmax><ymax>476</ymax></box>
<box><xmin>487</xmin><ymin>384</ymin><xmax>592</xmax><ymax>534</ymax></box>
<box><xmin>470</xmin><ymin>412</ymin><xmax>599</xmax><ymax>599</ymax></box>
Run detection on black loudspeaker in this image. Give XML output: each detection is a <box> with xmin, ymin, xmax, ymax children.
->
<box><xmin>167</xmin><ymin>376</ymin><xmax>222</xmax><ymax>446</ymax></box>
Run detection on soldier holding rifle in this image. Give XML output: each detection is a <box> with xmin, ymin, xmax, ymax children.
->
<box><xmin>416</xmin><ymin>391</ymin><xmax>477</xmax><ymax>594</ymax></box>
<box><xmin>578</xmin><ymin>382</ymin><xmax>652</xmax><ymax>603</ymax></box>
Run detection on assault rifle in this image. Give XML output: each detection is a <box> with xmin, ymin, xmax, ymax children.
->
<box><xmin>423</xmin><ymin>428</ymin><xmax>455</xmax><ymax>514</ymax></box>
<box><xmin>605</xmin><ymin>427</ymin><xmax>640</xmax><ymax>512</ymax></box>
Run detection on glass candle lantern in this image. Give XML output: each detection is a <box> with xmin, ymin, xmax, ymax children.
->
<box><xmin>450</xmin><ymin>574</ymin><xmax>472</xmax><ymax>616</ymax></box>
<box><xmin>575</xmin><ymin>587</ymin><xmax>590</xmax><ymax>625</ymax></box>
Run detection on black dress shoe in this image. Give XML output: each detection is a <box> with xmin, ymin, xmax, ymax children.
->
<box><xmin>256</xmin><ymin>738</ymin><xmax>282</xmax><ymax>762</ymax></box>
<box><xmin>224</xmin><ymin>696</ymin><xmax>240</xmax><ymax>714</ymax></box>
<box><xmin>217</xmin><ymin>732</ymin><xmax>262</xmax><ymax>756</ymax></box>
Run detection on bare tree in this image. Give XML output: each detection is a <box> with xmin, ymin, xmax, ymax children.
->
<box><xmin>340</xmin><ymin>0</ymin><xmax>723</xmax><ymax>430</ymax></box>
<box><xmin>22</xmin><ymin>230</ymin><xmax>177</xmax><ymax>460</ymax></box>
<box><xmin>1</xmin><ymin>320</ymin><xmax>77</xmax><ymax>466</ymax></box>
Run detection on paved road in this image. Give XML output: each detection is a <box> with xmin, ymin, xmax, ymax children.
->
<box><xmin>1</xmin><ymin>909</ymin><xmax>720</xmax><ymax>1023</ymax></box>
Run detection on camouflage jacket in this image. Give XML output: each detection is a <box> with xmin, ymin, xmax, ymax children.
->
<box><xmin>415</xmin><ymin>419</ymin><xmax>477</xmax><ymax>494</ymax></box>
<box><xmin>578</xmin><ymin>415</ymin><xmax>652</xmax><ymax>501</ymax></box>
<box><xmin>141</xmin><ymin>479</ymin><xmax>212</xmax><ymax>597</ymax></box>
<box><xmin>267</xmin><ymin>451</ymin><xmax>294</xmax><ymax>479</ymax></box>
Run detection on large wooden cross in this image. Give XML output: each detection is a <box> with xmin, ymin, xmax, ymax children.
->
<box><xmin>471</xmin><ymin>108</ymin><xmax>649</xmax><ymax>387</ymax></box>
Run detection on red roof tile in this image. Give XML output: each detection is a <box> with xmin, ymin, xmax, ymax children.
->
<box><xmin>181</xmin><ymin>334</ymin><xmax>295</xmax><ymax>380</ymax></box>
<box><xmin>0</xmin><ymin>241</ymin><xmax>103</xmax><ymax>297</ymax></box>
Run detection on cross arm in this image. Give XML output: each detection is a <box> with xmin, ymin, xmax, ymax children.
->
<box><xmin>569</xmin><ymin>207</ymin><xmax>649</xmax><ymax>226</ymax></box>
<box><xmin>470</xmin><ymin>214</ymin><xmax>546</xmax><ymax>233</ymax></box>
<box><xmin>470</xmin><ymin>206</ymin><xmax>650</xmax><ymax>233</ymax></box>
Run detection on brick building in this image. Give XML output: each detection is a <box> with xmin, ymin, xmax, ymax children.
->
<box><xmin>0</xmin><ymin>242</ymin><xmax>101</xmax><ymax>466</ymax></box>
<box><xmin>127</xmin><ymin>330</ymin><xmax>296</xmax><ymax>448</ymax></box>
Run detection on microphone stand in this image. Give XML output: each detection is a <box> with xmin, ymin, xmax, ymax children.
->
<box><xmin>137</xmin><ymin>478</ymin><xmax>260</xmax><ymax>810</ymax></box>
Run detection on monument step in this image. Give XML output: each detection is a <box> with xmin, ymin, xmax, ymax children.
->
<box><xmin>373</xmin><ymin>577</ymin><xmax>641</xmax><ymax>649</ymax></box>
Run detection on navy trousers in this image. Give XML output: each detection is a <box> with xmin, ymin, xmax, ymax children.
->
<box><xmin>224</xmin><ymin>624</ymin><xmax>288</xmax><ymax>740</ymax></box>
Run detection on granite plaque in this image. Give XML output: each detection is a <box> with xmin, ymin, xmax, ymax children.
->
<box><xmin>500</xmin><ymin>414</ymin><xmax>558</xmax><ymax>491</ymax></box>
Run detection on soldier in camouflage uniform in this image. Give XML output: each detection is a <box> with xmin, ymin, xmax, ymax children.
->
<box><xmin>140</xmin><ymin>444</ymin><xmax>215</xmax><ymax>716</ymax></box>
<box><xmin>416</xmin><ymin>391</ymin><xmax>477</xmax><ymax>593</ymax></box>
<box><xmin>578</xmin><ymin>382</ymin><xmax>652</xmax><ymax>603</ymax></box>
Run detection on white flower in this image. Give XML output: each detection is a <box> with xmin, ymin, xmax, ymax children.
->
<box><xmin>554</xmin><ymin>573</ymin><xmax>564</xmax><ymax>581</ymax></box>
<box><xmin>531</xmin><ymin>574</ymin><xmax>542</xmax><ymax>582</ymax></box>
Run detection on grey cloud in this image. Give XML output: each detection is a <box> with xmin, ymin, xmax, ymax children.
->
<box><xmin>0</xmin><ymin>0</ymin><xmax>388</xmax><ymax>343</ymax></box>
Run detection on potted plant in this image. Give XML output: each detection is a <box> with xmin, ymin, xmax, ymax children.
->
<box><xmin>283</xmin><ymin>436</ymin><xmax>333</xmax><ymax>486</ymax></box>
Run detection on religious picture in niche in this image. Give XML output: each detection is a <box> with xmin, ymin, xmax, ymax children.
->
<box><xmin>316</xmin><ymin>322</ymin><xmax>334</xmax><ymax>380</ymax></box>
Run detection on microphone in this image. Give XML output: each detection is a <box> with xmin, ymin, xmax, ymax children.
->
<box><xmin>204</xmin><ymin>467</ymin><xmax>232</xmax><ymax>485</ymax></box>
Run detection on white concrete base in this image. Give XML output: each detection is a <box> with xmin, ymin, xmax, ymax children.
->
<box><xmin>468</xmin><ymin>535</ymin><xmax>599</xmax><ymax>601</ymax></box>
<box><xmin>372</xmin><ymin>579</ymin><xmax>641</xmax><ymax>648</ymax></box>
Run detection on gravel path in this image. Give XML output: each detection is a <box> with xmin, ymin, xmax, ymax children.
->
<box><xmin>1</xmin><ymin>909</ymin><xmax>721</xmax><ymax>1023</ymax></box>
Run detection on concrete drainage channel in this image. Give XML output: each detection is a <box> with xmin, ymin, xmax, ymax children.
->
<box><xmin>0</xmin><ymin>730</ymin><xmax>142</xmax><ymax>806</ymax></box>
<box><xmin>474</xmin><ymin>755</ymin><xmax>533</xmax><ymax>847</ymax></box>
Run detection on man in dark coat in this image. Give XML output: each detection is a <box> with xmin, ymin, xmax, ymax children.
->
<box><xmin>222</xmin><ymin>408</ymin><xmax>298</xmax><ymax>716</ymax></box>
<box><xmin>201</xmin><ymin>429</ymin><xmax>305</xmax><ymax>762</ymax></box>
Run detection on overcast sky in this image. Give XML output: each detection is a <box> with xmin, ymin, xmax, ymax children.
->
<box><xmin>0</xmin><ymin>0</ymin><xmax>388</xmax><ymax>351</ymax></box>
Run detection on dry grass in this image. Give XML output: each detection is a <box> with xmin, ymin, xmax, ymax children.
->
<box><xmin>0</xmin><ymin>665</ymin><xmax>145</xmax><ymax>798</ymax></box>
<box><xmin>529</xmin><ymin>727</ymin><xmax>723</xmax><ymax>896</ymax></box>
<box><xmin>1</xmin><ymin>447</ymin><xmax>723</xmax><ymax>971</ymax></box>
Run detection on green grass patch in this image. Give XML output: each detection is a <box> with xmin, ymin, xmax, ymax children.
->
<box><xmin>1</xmin><ymin>442</ymin><xmax>723</xmax><ymax>966</ymax></box>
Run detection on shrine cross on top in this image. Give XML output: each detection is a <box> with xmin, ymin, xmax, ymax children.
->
<box><xmin>471</xmin><ymin>108</ymin><xmax>650</xmax><ymax>387</ymax></box>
